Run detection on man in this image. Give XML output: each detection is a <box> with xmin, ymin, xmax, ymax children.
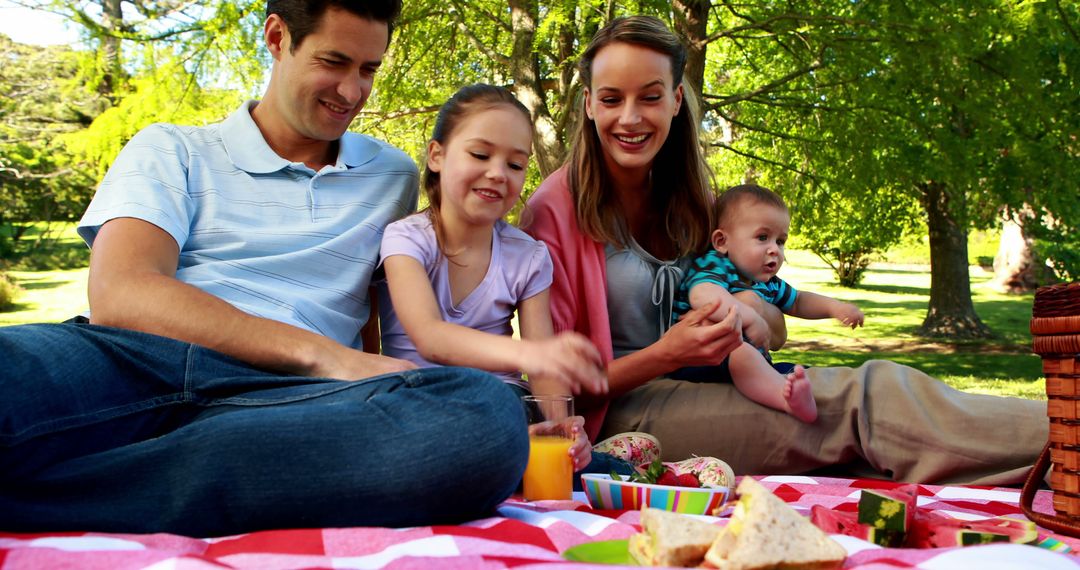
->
<box><xmin>0</xmin><ymin>0</ymin><xmax>528</xmax><ymax>537</ymax></box>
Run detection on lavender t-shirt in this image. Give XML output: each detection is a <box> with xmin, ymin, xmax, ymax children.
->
<box><xmin>377</xmin><ymin>213</ymin><xmax>553</xmax><ymax>389</ymax></box>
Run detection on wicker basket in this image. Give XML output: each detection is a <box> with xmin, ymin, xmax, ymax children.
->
<box><xmin>1032</xmin><ymin>282</ymin><xmax>1080</xmax><ymax>520</ymax></box>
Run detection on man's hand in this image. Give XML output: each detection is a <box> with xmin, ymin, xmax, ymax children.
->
<box><xmin>89</xmin><ymin>218</ymin><xmax>410</xmax><ymax>382</ymax></box>
<box><xmin>309</xmin><ymin>346</ymin><xmax>418</xmax><ymax>381</ymax></box>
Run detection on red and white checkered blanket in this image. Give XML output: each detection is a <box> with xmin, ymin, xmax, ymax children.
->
<box><xmin>3</xmin><ymin>476</ymin><xmax>1079</xmax><ymax>569</ymax></box>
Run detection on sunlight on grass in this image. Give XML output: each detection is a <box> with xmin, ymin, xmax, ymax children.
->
<box><xmin>774</xmin><ymin>251</ymin><xmax>1043</xmax><ymax>399</ymax></box>
<box><xmin>0</xmin><ymin>268</ymin><xmax>88</xmax><ymax>326</ymax></box>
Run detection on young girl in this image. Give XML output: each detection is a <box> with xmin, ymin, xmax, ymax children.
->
<box><xmin>377</xmin><ymin>84</ymin><xmax>609</xmax><ymax>472</ymax></box>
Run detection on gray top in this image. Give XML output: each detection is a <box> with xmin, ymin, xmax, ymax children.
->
<box><xmin>605</xmin><ymin>240</ymin><xmax>691</xmax><ymax>358</ymax></box>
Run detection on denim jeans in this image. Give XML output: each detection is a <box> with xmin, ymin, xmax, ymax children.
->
<box><xmin>0</xmin><ymin>323</ymin><xmax>529</xmax><ymax>537</ymax></box>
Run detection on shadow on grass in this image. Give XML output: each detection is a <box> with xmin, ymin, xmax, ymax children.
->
<box><xmin>863</xmin><ymin>266</ymin><xmax>932</xmax><ymax>275</ymax></box>
<box><xmin>773</xmin><ymin>350</ymin><xmax>1043</xmax><ymax>384</ymax></box>
<box><xmin>0</xmin><ymin>302</ymin><xmax>33</xmax><ymax>314</ymax></box>
<box><xmin>851</xmin><ymin>284</ymin><xmax>929</xmax><ymax>296</ymax></box>
<box><xmin>17</xmin><ymin>279</ymin><xmax>72</xmax><ymax>291</ymax></box>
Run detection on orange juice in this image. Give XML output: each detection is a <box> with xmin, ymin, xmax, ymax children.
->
<box><xmin>523</xmin><ymin>435</ymin><xmax>573</xmax><ymax>500</ymax></box>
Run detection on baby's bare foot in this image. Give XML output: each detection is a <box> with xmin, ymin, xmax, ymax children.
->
<box><xmin>784</xmin><ymin>365</ymin><xmax>817</xmax><ymax>423</ymax></box>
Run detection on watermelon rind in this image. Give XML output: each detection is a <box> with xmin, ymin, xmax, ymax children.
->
<box><xmin>857</xmin><ymin>485</ymin><xmax>917</xmax><ymax>534</ymax></box>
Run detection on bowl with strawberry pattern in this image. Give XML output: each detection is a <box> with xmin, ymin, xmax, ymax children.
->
<box><xmin>580</xmin><ymin>458</ymin><xmax>733</xmax><ymax>515</ymax></box>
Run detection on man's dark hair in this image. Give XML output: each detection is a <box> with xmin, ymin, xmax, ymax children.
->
<box><xmin>266</xmin><ymin>0</ymin><xmax>403</xmax><ymax>51</ymax></box>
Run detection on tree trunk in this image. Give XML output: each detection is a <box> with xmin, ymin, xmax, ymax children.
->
<box><xmin>673</xmin><ymin>0</ymin><xmax>710</xmax><ymax>118</ymax></box>
<box><xmin>507</xmin><ymin>0</ymin><xmax>565</xmax><ymax>177</ymax></box>
<box><xmin>98</xmin><ymin>0</ymin><xmax>123</xmax><ymax>98</ymax></box>
<box><xmin>918</xmin><ymin>181</ymin><xmax>993</xmax><ymax>338</ymax></box>
<box><xmin>991</xmin><ymin>207</ymin><xmax>1052</xmax><ymax>293</ymax></box>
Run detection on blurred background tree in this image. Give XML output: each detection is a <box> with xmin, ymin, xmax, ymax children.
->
<box><xmin>2</xmin><ymin>0</ymin><xmax>1077</xmax><ymax>337</ymax></box>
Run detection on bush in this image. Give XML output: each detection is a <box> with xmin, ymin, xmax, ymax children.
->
<box><xmin>0</xmin><ymin>272</ymin><xmax>22</xmax><ymax>311</ymax></box>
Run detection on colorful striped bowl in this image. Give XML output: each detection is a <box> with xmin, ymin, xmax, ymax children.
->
<box><xmin>580</xmin><ymin>473</ymin><xmax>732</xmax><ymax>515</ymax></box>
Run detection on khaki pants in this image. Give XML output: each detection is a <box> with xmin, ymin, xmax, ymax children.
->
<box><xmin>598</xmin><ymin>359</ymin><xmax>1047</xmax><ymax>485</ymax></box>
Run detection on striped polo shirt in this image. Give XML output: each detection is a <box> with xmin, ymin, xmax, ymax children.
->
<box><xmin>672</xmin><ymin>249</ymin><xmax>798</xmax><ymax>323</ymax></box>
<box><xmin>78</xmin><ymin>101</ymin><xmax>419</xmax><ymax>350</ymax></box>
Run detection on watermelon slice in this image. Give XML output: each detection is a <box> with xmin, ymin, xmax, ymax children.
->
<box><xmin>906</xmin><ymin>510</ymin><xmax>1038</xmax><ymax>548</ymax></box>
<box><xmin>810</xmin><ymin>505</ymin><xmax>904</xmax><ymax>547</ymax></box>
<box><xmin>857</xmin><ymin>484</ymin><xmax>918</xmax><ymax>535</ymax></box>
<box><xmin>962</xmin><ymin>517</ymin><xmax>1039</xmax><ymax>544</ymax></box>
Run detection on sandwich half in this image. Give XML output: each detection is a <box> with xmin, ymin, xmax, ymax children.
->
<box><xmin>704</xmin><ymin>478</ymin><xmax>847</xmax><ymax>570</ymax></box>
<box><xmin>628</xmin><ymin>507</ymin><xmax>722</xmax><ymax>567</ymax></box>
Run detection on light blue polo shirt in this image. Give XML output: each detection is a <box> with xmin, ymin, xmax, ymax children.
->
<box><xmin>78</xmin><ymin>100</ymin><xmax>419</xmax><ymax>349</ymax></box>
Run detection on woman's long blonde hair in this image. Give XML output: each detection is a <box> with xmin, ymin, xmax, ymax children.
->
<box><xmin>568</xmin><ymin>15</ymin><xmax>714</xmax><ymax>257</ymax></box>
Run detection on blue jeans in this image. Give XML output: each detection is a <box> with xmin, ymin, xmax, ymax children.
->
<box><xmin>0</xmin><ymin>323</ymin><xmax>529</xmax><ymax>537</ymax></box>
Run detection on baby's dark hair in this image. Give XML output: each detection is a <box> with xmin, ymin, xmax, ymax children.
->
<box><xmin>715</xmin><ymin>184</ymin><xmax>788</xmax><ymax>228</ymax></box>
<box><xmin>424</xmin><ymin>84</ymin><xmax>533</xmax><ymax>258</ymax></box>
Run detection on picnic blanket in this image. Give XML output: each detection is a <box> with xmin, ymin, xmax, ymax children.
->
<box><xmin>3</xmin><ymin>475</ymin><xmax>1079</xmax><ymax>569</ymax></box>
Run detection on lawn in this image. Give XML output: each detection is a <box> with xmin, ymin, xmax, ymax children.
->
<box><xmin>0</xmin><ymin>228</ymin><xmax>1047</xmax><ymax>399</ymax></box>
<box><xmin>772</xmin><ymin>250</ymin><xmax>1044</xmax><ymax>399</ymax></box>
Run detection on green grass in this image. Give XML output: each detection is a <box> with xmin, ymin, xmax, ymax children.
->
<box><xmin>0</xmin><ymin>268</ymin><xmax>89</xmax><ymax>326</ymax></box>
<box><xmin>0</xmin><ymin>224</ymin><xmax>1046</xmax><ymax>399</ymax></box>
<box><xmin>773</xmin><ymin>249</ymin><xmax>1044</xmax><ymax>399</ymax></box>
<box><xmin>1</xmin><ymin>221</ymin><xmax>90</xmax><ymax>270</ymax></box>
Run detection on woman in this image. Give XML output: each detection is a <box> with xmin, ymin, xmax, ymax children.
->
<box><xmin>523</xmin><ymin>15</ymin><xmax>1046</xmax><ymax>485</ymax></box>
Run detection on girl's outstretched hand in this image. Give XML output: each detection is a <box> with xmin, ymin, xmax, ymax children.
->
<box><xmin>527</xmin><ymin>415</ymin><xmax>592</xmax><ymax>471</ymax></box>
<box><xmin>660</xmin><ymin>302</ymin><xmax>743</xmax><ymax>368</ymax></box>
<box><xmin>567</xmin><ymin>416</ymin><xmax>592</xmax><ymax>471</ymax></box>
<box><xmin>520</xmin><ymin>332</ymin><xmax>608</xmax><ymax>395</ymax></box>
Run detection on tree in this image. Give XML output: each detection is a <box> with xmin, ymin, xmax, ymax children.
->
<box><xmin>13</xmin><ymin>0</ymin><xmax>265</xmax><ymax>99</ymax></box>
<box><xmin>0</xmin><ymin>33</ymin><xmax>103</xmax><ymax>258</ymax></box>
<box><xmin>689</xmin><ymin>1</ymin><xmax>1078</xmax><ymax>337</ymax></box>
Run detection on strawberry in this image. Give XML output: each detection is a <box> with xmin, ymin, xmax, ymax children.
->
<box><xmin>656</xmin><ymin>470</ymin><xmax>679</xmax><ymax>486</ymax></box>
<box><xmin>676</xmin><ymin>473</ymin><xmax>701</xmax><ymax>488</ymax></box>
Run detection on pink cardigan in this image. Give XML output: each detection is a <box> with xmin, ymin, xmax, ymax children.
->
<box><xmin>521</xmin><ymin>167</ymin><xmax>612</xmax><ymax>440</ymax></box>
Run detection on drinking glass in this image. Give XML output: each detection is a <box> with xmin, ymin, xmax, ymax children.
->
<box><xmin>521</xmin><ymin>394</ymin><xmax>574</xmax><ymax>501</ymax></box>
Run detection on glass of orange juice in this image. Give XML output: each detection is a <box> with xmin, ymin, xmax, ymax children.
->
<box><xmin>522</xmin><ymin>395</ymin><xmax>574</xmax><ymax>501</ymax></box>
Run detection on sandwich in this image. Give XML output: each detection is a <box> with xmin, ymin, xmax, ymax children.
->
<box><xmin>703</xmin><ymin>477</ymin><xmax>847</xmax><ymax>570</ymax></box>
<box><xmin>628</xmin><ymin>507</ymin><xmax>722</xmax><ymax>567</ymax></box>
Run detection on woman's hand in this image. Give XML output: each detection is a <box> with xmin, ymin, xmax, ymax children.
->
<box><xmin>733</xmin><ymin>290</ymin><xmax>787</xmax><ymax>350</ymax></box>
<box><xmin>520</xmin><ymin>333</ymin><xmax>608</xmax><ymax>395</ymax></box>
<box><xmin>739</xmin><ymin>309</ymin><xmax>771</xmax><ymax>350</ymax></box>
<box><xmin>660</xmin><ymin>302</ymin><xmax>743</xmax><ymax>368</ymax></box>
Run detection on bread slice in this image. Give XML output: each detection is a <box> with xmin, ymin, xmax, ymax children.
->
<box><xmin>704</xmin><ymin>478</ymin><xmax>846</xmax><ymax>570</ymax></box>
<box><xmin>628</xmin><ymin>507</ymin><xmax>722</xmax><ymax>567</ymax></box>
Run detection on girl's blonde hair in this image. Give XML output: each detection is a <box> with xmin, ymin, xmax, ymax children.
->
<box><xmin>568</xmin><ymin>15</ymin><xmax>714</xmax><ymax>257</ymax></box>
<box><xmin>423</xmin><ymin>84</ymin><xmax>532</xmax><ymax>257</ymax></box>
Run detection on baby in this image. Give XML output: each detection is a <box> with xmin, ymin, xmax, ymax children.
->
<box><xmin>672</xmin><ymin>184</ymin><xmax>865</xmax><ymax>423</ymax></box>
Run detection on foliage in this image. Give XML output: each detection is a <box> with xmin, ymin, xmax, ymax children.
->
<box><xmin>8</xmin><ymin>0</ymin><xmax>1078</xmax><ymax>294</ymax></box>
<box><xmin>0</xmin><ymin>33</ymin><xmax>104</xmax><ymax>255</ymax></box>
<box><xmin>0</xmin><ymin>221</ymin><xmax>89</xmax><ymax>271</ymax></box>
<box><xmin>697</xmin><ymin>0</ymin><xmax>1079</xmax><ymax>334</ymax></box>
<box><xmin>62</xmin><ymin>47</ymin><xmax>244</xmax><ymax>177</ymax></box>
<box><xmin>0</xmin><ymin>271</ymin><xmax>22</xmax><ymax>311</ymax></box>
<box><xmin>19</xmin><ymin>0</ymin><xmax>265</xmax><ymax>97</ymax></box>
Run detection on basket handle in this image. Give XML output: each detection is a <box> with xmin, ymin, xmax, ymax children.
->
<box><xmin>1021</xmin><ymin>442</ymin><xmax>1080</xmax><ymax>537</ymax></box>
